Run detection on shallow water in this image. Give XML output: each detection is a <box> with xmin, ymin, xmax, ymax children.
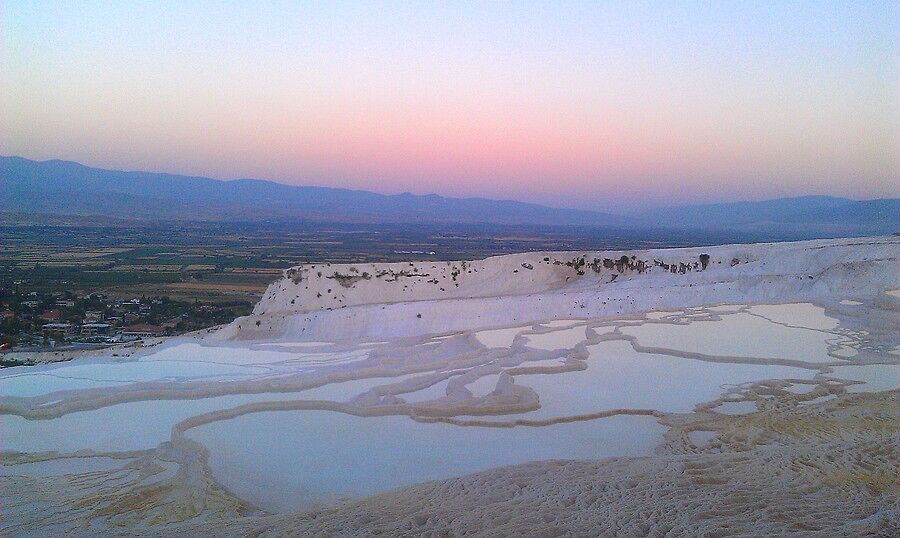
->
<box><xmin>152</xmin><ymin>342</ymin><xmax>369</xmax><ymax>367</ymax></box>
<box><xmin>620</xmin><ymin>311</ymin><xmax>837</xmax><ymax>364</ymax></box>
<box><xmin>188</xmin><ymin>411</ymin><xmax>666</xmax><ymax>513</ymax></box>
<box><xmin>474</xmin><ymin>325</ymin><xmax>528</xmax><ymax>348</ymax></box>
<box><xmin>1</xmin><ymin>300</ymin><xmax>894</xmax><ymax>521</ymax></box>
<box><xmin>401</xmin><ymin>376</ymin><xmax>454</xmax><ymax>402</ymax></box>
<box><xmin>800</xmin><ymin>394</ymin><xmax>837</xmax><ymax>406</ymax></box>
<box><xmin>688</xmin><ymin>430</ymin><xmax>717</xmax><ymax>447</ymax></box>
<box><xmin>826</xmin><ymin>364</ymin><xmax>900</xmax><ymax>393</ymax></box>
<box><xmin>0</xmin><ymin>374</ymin><xmax>133</xmax><ymax>397</ymax></box>
<box><xmin>0</xmin><ymin>343</ymin><xmax>377</xmax><ymax>398</ymax></box>
<box><xmin>523</xmin><ymin>326</ymin><xmax>587</xmax><ymax>350</ymax></box>
<box><xmin>747</xmin><ymin>303</ymin><xmax>838</xmax><ymax>330</ymax></box>
<box><xmin>784</xmin><ymin>383</ymin><xmax>818</xmax><ymax>394</ymax></box>
<box><xmin>830</xmin><ymin>346</ymin><xmax>859</xmax><ymax>359</ymax></box>
<box><xmin>466</xmin><ymin>373</ymin><xmax>502</xmax><ymax>397</ymax></box>
<box><xmin>482</xmin><ymin>341</ymin><xmax>816</xmax><ymax>419</ymax></box>
<box><xmin>0</xmin><ymin>359</ymin><xmax>270</xmax><ymax>397</ymax></box>
<box><xmin>0</xmin><ymin>373</ymin><xmax>422</xmax><ymax>453</ymax></box>
<box><xmin>147</xmin><ymin>342</ymin><xmax>300</xmax><ymax>364</ymax></box>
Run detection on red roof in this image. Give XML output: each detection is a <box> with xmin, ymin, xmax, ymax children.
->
<box><xmin>39</xmin><ymin>309</ymin><xmax>62</xmax><ymax>321</ymax></box>
<box><xmin>123</xmin><ymin>323</ymin><xmax>165</xmax><ymax>335</ymax></box>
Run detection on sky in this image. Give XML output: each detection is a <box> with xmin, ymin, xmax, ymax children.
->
<box><xmin>1</xmin><ymin>1</ymin><xmax>897</xmax><ymax>211</ymax></box>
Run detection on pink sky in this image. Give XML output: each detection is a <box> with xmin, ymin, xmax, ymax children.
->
<box><xmin>1</xmin><ymin>2</ymin><xmax>897</xmax><ymax>211</ymax></box>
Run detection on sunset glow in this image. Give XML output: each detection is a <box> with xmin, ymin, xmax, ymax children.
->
<box><xmin>1</xmin><ymin>1</ymin><xmax>896</xmax><ymax>210</ymax></box>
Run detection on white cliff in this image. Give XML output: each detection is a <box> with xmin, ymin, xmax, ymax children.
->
<box><xmin>224</xmin><ymin>236</ymin><xmax>899</xmax><ymax>341</ymax></box>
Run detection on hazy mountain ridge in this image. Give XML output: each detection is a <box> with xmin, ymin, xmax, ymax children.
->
<box><xmin>641</xmin><ymin>196</ymin><xmax>899</xmax><ymax>228</ymax></box>
<box><xmin>2</xmin><ymin>156</ymin><xmax>896</xmax><ymax>234</ymax></box>
<box><xmin>0</xmin><ymin>156</ymin><xmax>615</xmax><ymax>225</ymax></box>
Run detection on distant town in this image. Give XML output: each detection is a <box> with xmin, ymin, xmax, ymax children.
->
<box><xmin>0</xmin><ymin>217</ymin><xmax>751</xmax><ymax>363</ymax></box>
<box><xmin>0</xmin><ymin>279</ymin><xmax>253</xmax><ymax>361</ymax></box>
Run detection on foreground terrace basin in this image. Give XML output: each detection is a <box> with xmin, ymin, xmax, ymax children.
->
<box><xmin>1</xmin><ymin>237</ymin><xmax>898</xmax><ymax>536</ymax></box>
<box><xmin>190</xmin><ymin>413</ymin><xmax>666</xmax><ymax>513</ymax></box>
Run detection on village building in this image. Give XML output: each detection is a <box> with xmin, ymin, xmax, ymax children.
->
<box><xmin>42</xmin><ymin>322</ymin><xmax>74</xmax><ymax>337</ymax></box>
<box><xmin>81</xmin><ymin>323</ymin><xmax>112</xmax><ymax>336</ymax></box>
<box><xmin>122</xmin><ymin>323</ymin><xmax>166</xmax><ymax>338</ymax></box>
<box><xmin>39</xmin><ymin>309</ymin><xmax>62</xmax><ymax>322</ymax></box>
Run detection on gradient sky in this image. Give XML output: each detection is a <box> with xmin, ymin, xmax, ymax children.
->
<box><xmin>1</xmin><ymin>1</ymin><xmax>897</xmax><ymax>210</ymax></box>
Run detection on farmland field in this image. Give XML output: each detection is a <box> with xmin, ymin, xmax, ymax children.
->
<box><xmin>0</xmin><ymin>217</ymin><xmax>763</xmax><ymax>304</ymax></box>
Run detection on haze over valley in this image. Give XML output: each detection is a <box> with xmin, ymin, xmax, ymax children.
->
<box><xmin>3</xmin><ymin>155</ymin><xmax>897</xmax><ymax>237</ymax></box>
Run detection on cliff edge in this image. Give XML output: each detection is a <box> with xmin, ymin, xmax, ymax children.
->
<box><xmin>220</xmin><ymin>236</ymin><xmax>898</xmax><ymax>341</ymax></box>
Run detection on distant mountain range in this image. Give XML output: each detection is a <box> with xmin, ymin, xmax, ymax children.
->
<box><xmin>0</xmin><ymin>156</ymin><xmax>615</xmax><ymax>226</ymax></box>
<box><xmin>635</xmin><ymin>196</ymin><xmax>900</xmax><ymax>235</ymax></box>
<box><xmin>2</xmin><ymin>156</ymin><xmax>897</xmax><ymax>235</ymax></box>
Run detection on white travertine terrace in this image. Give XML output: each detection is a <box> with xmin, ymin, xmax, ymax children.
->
<box><xmin>230</xmin><ymin>236</ymin><xmax>900</xmax><ymax>341</ymax></box>
<box><xmin>0</xmin><ymin>236</ymin><xmax>897</xmax><ymax>536</ymax></box>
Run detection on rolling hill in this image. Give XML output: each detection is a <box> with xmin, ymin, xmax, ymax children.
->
<box><xmin>1</xmin><ymin>156</ymin><xmax>896</xmax><ymax>235</ymax></box>
<box><xmin>0</xmin><ymin>156</ymin><xmax>615</xmax><ymax>225</ymax></box>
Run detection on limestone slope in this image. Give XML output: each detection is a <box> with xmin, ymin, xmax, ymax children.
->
<box><xmin>222</xmin><ymin>237</ymin><xmax>899</xmax><ymax>341</ymax></box>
